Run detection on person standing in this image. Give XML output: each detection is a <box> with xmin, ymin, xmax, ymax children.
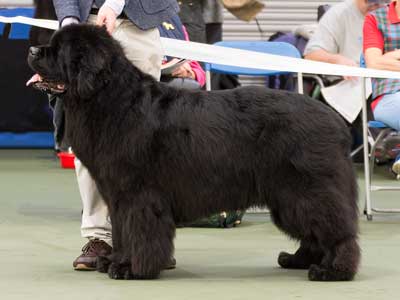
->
<box><xmin>51</xmin><ymin>0</ymin><xmax>179</xmax><ymax>271</ymax></box>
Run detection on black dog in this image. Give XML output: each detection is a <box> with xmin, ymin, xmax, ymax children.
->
<box><xmin>28</xmin><ymin>24</ymin><xmax>360</xmax><ymax>281</ymax></box>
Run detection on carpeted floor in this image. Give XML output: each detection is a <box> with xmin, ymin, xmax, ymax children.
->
<box><xmin>1</xmin><ymin>149</ymin><xmax>400</xmax><ymax>300</ymax></box>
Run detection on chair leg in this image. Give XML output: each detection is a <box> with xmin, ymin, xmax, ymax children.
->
<box><xmin>369</xmin><ymin>128</ymin><xmax>392</xmax><ymax>176</ymax></box>
<box><xmin>350</xmin><ymin>144</ymin><xmax>363</xmax><ymax>158</ymax></box>
<box><xmin>205</xmin><ymin>70</ymin><xmax>211</xmax><ymax>91</ymax></box>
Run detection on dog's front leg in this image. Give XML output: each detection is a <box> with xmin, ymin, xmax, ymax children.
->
<box><xmin>96</xmin><ymin>204</ymin><xmax>129</xmax><ymax>277</ymax></box>
<box><xmin>107</xmin><ymin>191</ymin><xmax>176</xmax><ymax>280</ymax></box>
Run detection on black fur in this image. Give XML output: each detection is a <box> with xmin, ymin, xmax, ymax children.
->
<box><xmin>28</xmin><ymin>24</ymin><xmax>360</xmax><ymax>281</ymax></box>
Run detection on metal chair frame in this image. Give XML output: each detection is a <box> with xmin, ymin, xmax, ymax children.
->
<box><xmin>361</xmin><ymin>78</ymin><xmax>400</xmax><ymax>221</ymax></box>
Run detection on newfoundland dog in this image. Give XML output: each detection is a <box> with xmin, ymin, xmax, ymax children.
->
<box><xmin>28</xmin><ymin>24</ymin><xmax>360</xmax><ymax>281</ymax></box>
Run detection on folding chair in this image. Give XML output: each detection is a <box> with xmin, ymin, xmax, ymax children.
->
<box><xmin>360</xmin><ymin>56</ymin><xmax>400</xmax><ymax>221</ymax></box>
<box><xmin>205</xmin><ymin>41</ymin><xmax>304</xmax><ymax>94</ymax></box>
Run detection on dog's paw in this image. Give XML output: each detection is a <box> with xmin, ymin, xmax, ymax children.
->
<box><xmin>308</xmin><ymin>264</ymin><xmax>326</xmax><ymax>281</ymax></box>
<box><xmin>278</xmin><ymin>251</ymin><xmax>293</xmax><ymax>268</ymax></box>
<box><xmin>308</xmin><ymin>264</ymin><xmax>355</xmax><ymax>281</ymax></box>
<box><xmin>107</xmin><ymin>262</ymin><xmax>160</xmax><ymax>280</ymax></box>
<box><xmin>108</xmin><ymin>262</ymin><xmax>133</xmax><ymax>280</ymax></box>
<box><xmin>278</xmin><ymin>251</ymin><xmax>313</xmax><ymax>270</ymax></box>
<box><xmin>97</xmin><ymin>255</ymin><xmax>111</xmax><ymax>273</ymax></box>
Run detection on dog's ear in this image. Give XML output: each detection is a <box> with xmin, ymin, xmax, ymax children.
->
<box><xmin>75</xmin><ymin>51</ymin><xmax>111</xmax><ymax>99</ymax></box>
<box><xmin>58</xmin><ymin>25</ymin><xmax>114</xmax><ymax>99</ymax></box>
<box><xmin>76</xmin><ymin>65</ymin><xmax>100</xmax><ymax>99</ymax></box>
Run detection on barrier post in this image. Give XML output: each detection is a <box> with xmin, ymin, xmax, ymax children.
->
<box><xmin>361</xmin><ymin>77</ymin><xmax>372</xmax><ymax>219</ymax></box>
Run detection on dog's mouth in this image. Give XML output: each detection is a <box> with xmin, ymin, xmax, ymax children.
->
<box><xmin>26</xmin><ymin>74</ymin><xmax>66</xmax><ymax>95</ymax></box>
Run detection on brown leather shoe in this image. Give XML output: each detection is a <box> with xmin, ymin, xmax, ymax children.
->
<box><xmin>73</xmin><ymin>239</ymin><xmax>177</xmax><ymax>271</ymax></box>
<box><xmin>73</xmin><ymin>239</ymin><xmax>112</xmax><ymax>271</ymax></box>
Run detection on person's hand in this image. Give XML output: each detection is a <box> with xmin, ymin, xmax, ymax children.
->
<box><xmin>61</xmin><ymin>17</ymin><xmax>79</xmax><ymax>27</ymax></box>
<box><xmin>383</xmin><ymin>49</ymin><xmax>400</xmax><ymax>60</ymax></box>
<box><xmin>334</xmin><ymin>55</ymin><xmax>357</xmax><ymax>81</ymax></box>
<box><xmin>96</xmin><ymin>5</ymin><xmax>118</xmax><ymax>34</ymax></box>
<box><xmin>171</xmin><ymin>62</ymin><xmax>195</xmax><ymax>79</ymax></box>
<box><xmin>335</xmin><ymin>55</ymin><xmax>357</xmax><ymax>68</ymax></box>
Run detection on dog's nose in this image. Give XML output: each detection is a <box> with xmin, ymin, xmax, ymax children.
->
<box><xmin>29</xmin><ymin>46</ymin><xmax>41</xmax><ymax>57</ymax></box>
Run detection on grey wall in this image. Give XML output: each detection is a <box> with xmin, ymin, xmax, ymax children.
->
<box><xmin>222</xmin><ymin>0</ymin><xmax>343</xmax><ymax>86</ymax></box>
<box><xmin>0</xmin><ymin>0</ymin><xmax>33</xmax><ymax>7</ymax></box>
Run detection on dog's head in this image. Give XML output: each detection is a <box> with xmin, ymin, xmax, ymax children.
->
<box><xmin>28</xmin><ymin>24</ymin><xmax>123</xmax><ymax>98</ymax></box>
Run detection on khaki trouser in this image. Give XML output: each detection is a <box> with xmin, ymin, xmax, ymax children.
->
<box><xmin>75</xmin><ymin>16</ymin><xmax>163</xmax><ymax>246</ymax></box>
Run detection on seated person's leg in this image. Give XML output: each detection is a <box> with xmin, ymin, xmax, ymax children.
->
<box><xmin>373</xmin><ymin>91</ymin><xmax>400</xmax><ymax>174</ymax></box>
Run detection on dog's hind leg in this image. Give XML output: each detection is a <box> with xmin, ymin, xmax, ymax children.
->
<box><xmin>275</xmin><ymin>205</ymin><xmax>360</xmax><ymax>281</ymax></box>
<box><xmin>306</xmin><ymin>167</ymin><xmax>360</xmax><ymax>281</ymax></box>
<box><xmin>270</xmin><ymin>177</ymin><xmax>360</xmax><ymax>280</ymax></box>
<box><xmin>308</xmin><ymin>236</ymin><xmax>360</xmax><ymax>281</ymax></box>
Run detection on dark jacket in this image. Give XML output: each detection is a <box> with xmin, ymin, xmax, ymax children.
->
<box><xmin>52</xmin><ymin>0</ymin><xmax>179</xmax><ymax>30</ymax></box>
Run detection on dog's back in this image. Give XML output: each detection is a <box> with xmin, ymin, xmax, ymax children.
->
<box><xmin>141</xmin><ymin>85</ymin><xmax>354</xmax><ymax>219</ymax></box>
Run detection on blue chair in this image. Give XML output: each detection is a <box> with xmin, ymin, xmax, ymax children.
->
<box><xmin>360</xmin><ymin>55</ymin><xmax>400</xmax><ymax>221</ymax></box>
<box><xmin>204</xmin><ymin>41</ymin><xmax>304</xmax><ymax>94</ymax></box>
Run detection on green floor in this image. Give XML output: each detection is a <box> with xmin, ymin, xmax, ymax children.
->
<box><xmin>1</xmin><ymin>149</ymin><xmax>400</xmax><ymax>300</ymax></box>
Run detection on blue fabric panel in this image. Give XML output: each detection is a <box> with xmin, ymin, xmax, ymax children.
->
<box><xmin>0</xmin><ymin>8</ymin><xmax>34</xmax><ymax>39</ymax></box>
<box><xmin>0</xmin><ymin>132</ymin><xmax>54</xmax><ymax>148</ymax></box>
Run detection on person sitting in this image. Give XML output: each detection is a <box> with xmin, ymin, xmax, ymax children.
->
<box><xmin>304</xmin><ymin>0</ymin><xmax>385</xmax><ymax>69</ymax></box>
<box><xmin>364</xmin><ymin>0</ymin><xmax>400</xmax><ymax>175</ymax></box>
<box><xmin>303</xmin><ymin>0</ymin><xmax>389</xmax><ymax>160</ymax></box>
<box><xmin>158</xmin><ymin>15</ymin><xmax>205</xmax><ymax>89</ymax></box>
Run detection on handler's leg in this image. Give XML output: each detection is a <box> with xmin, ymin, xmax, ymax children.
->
<box><xmin>73</xmin><ymin>158</ymin><xmax>112</xmax><ymax>270</ymax></box>
<box><xmin>112</xmin><ymin>18</ymin><xmax>162</xmax><ymax>80</ymax></box>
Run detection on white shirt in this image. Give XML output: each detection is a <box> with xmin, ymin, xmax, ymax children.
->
<box><xmin>62</xmin><ymin>0</ymin><xmax>125</xmax><ymax>27</ymax></box>
<box><xmin>102</xmin><ymin>0</ymin><xmax>125</xmax><ymax>16</ymax></box>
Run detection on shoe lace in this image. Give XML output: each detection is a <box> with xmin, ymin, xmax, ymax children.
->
<box><xmin>81</xmin><ymin>239</ymin><xmax>106</xmax><ymax>255</ymax></box>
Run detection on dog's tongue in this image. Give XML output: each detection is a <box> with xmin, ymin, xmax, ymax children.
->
<box><xmin>26</xmin><ymin>74</ymin><xmax>66</xmax><ymax>94</ymax></box>
<box><xmin>26</xmin><ymin>74</ymin><xmax>42</xmax><ymax>86</ymax></box>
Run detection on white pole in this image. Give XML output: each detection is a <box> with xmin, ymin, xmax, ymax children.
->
<box><xmin>206</xmin><ymin>70</ymin><xmax>211</xmax><ymax>91</ymax></box>
<box><xmin>297</xmin><ymin>72</ymin><xmax>303</xmax><ymax>94</ymax></box>
<box><xmin>361</xmin><ymin>77</ymin><xmax>372</xmax><ymax>219</ymax></box>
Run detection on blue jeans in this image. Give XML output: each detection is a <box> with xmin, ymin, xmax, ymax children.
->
<box><xmin>374</xmin><ymin>91</ymin><xmax>400</xmax><ymax>162</ymax></box>
<box><xmin>374</xmin><ymin>91</ymin><xmax>400</xmax><ymax>131</ymax></box>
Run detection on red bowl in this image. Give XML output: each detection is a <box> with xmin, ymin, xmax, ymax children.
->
<box><xmin>57</xmin><ymin>152</ymin><xmax>76</xmax><ymax>169</ymax></box>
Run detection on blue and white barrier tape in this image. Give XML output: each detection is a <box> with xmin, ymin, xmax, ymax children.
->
<box><xmin>1</xmin><ymin>15</ymin><xmax>400</xmax><ymax>80</ymax></box>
